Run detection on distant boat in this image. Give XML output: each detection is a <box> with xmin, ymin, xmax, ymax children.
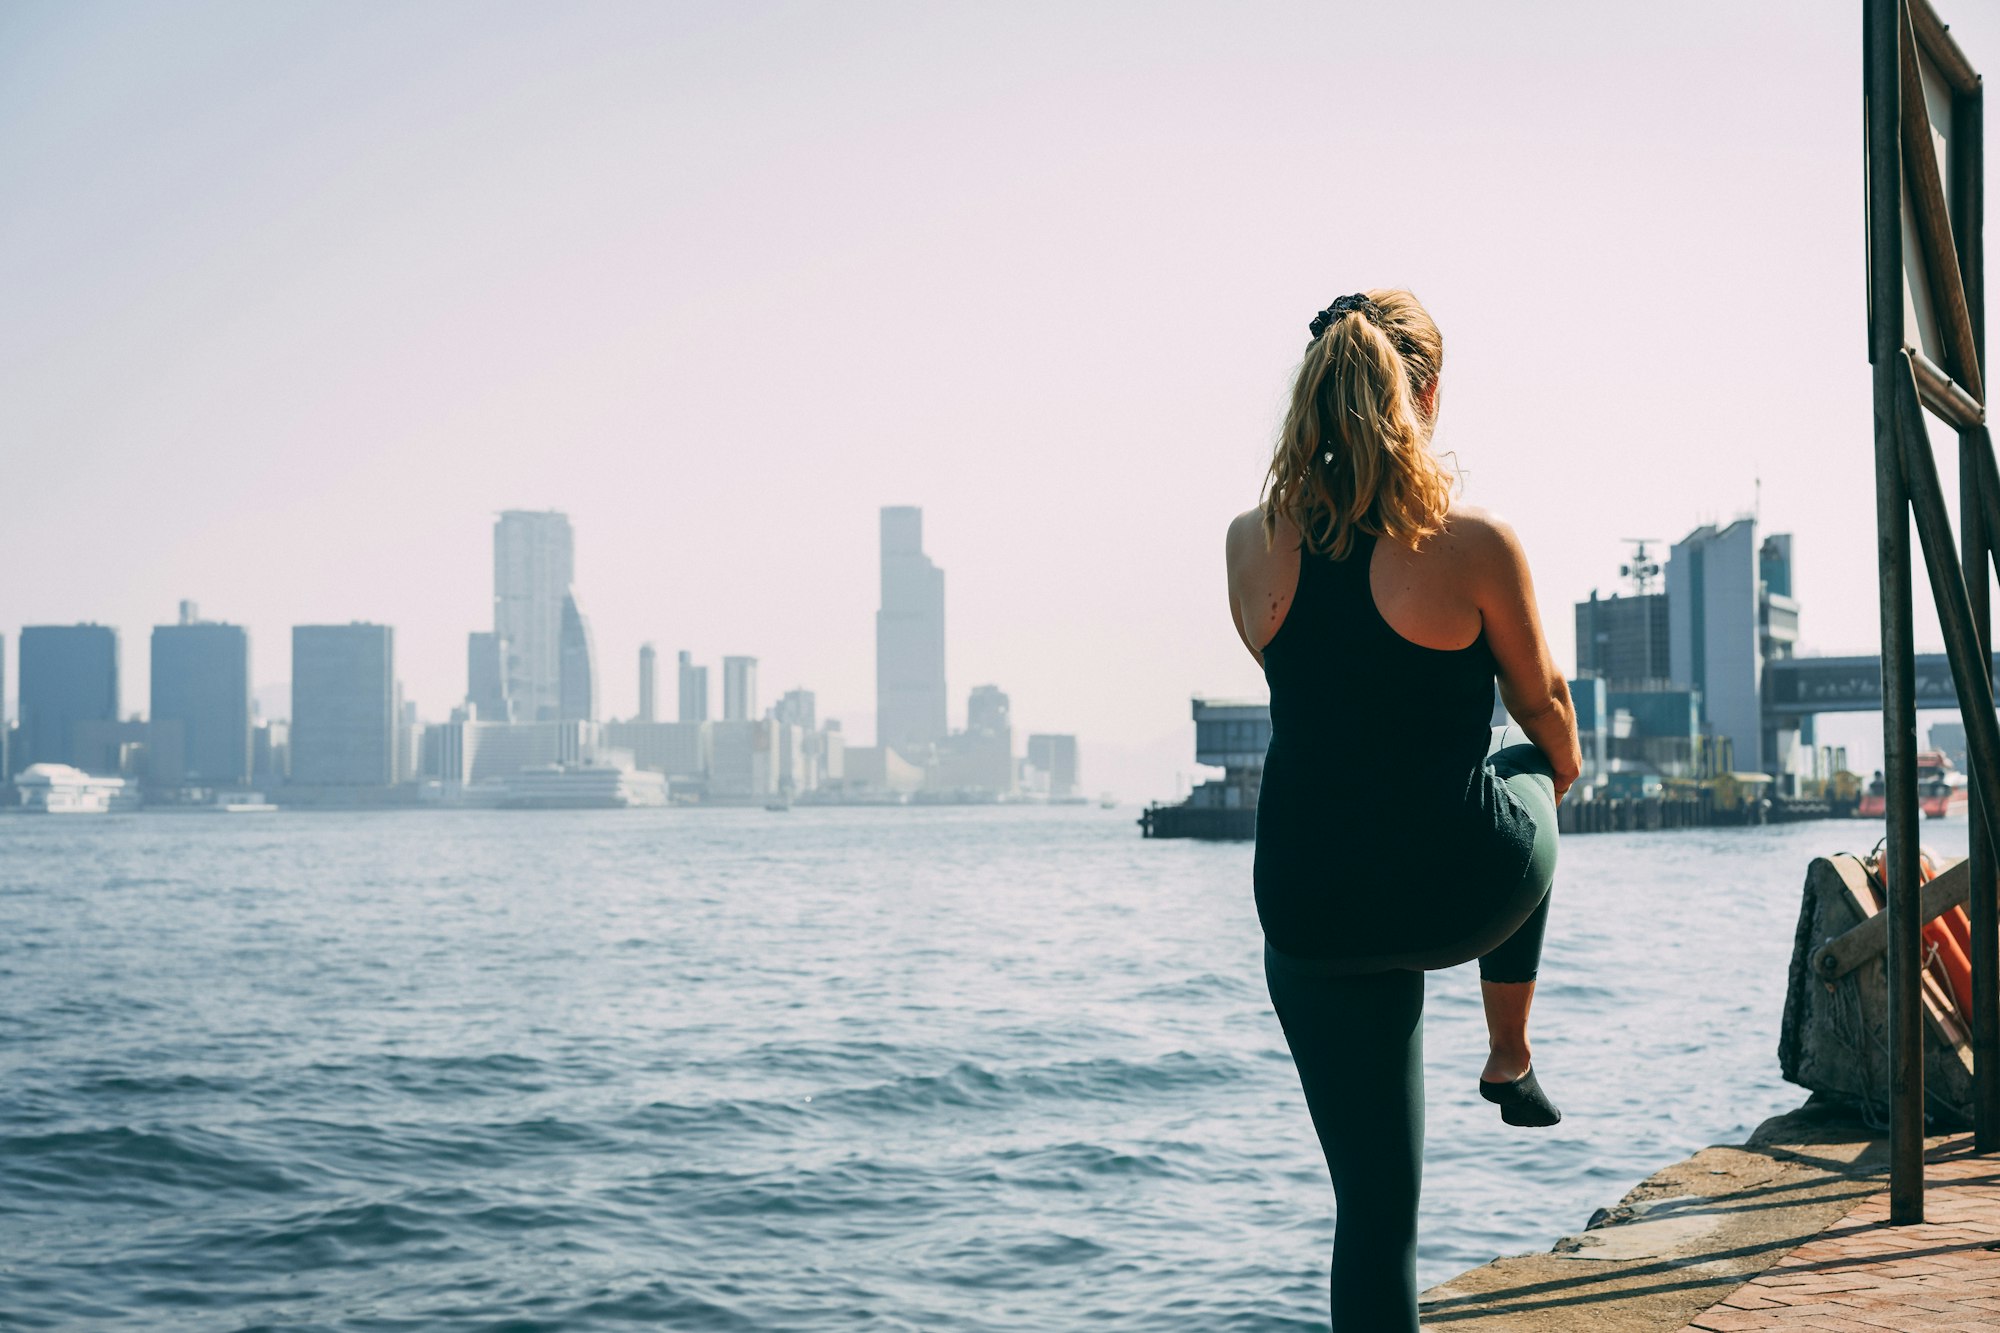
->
<box><xmin>765</xmin><ymin>798</ymin><xmax>791</xmax><ymax>812</ymax></box>
<box><xmin>1098</xmin><ymin>793</ymin><xmax>1117</xmax><ymax>809</ymax></box>
<box><xmin>1857</xmin><ymin>751</ymin><xmax>1968</xmax><ymax>819</ymax></box>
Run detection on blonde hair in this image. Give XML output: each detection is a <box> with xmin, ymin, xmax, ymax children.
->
<box><xmin>1260</xmin><ymin>288</ymin><xmax>1454</xmax><ymax>560</ymax></box>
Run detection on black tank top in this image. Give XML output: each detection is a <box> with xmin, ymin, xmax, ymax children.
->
<box><xmin>1253</xmin><ymin>530</ymin><xmax>1532</xmax><ymax>960</ymax></box>
<box><xmin>1261</xmin><ymin>530</ymin><xmax>1494</xmax><ymax>780</ymax></box>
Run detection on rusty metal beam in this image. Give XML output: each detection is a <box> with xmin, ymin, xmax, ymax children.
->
<box><xmin>1911</xmin><ymin>345</ymin><xmax>1986</xmax><ymax>426</ymax></box>
<box><xmin>1902</xmin><ymin>0</ymin><xmax>1986</xmax><ymax>402</ymax></box>
<box><xmin>1869</xmin><ymin>0</ymin><xmax>1926</xmax><ymax>1226</ymax></box>
<box><xmin>1911</xmin><ymin>0</ymin><xmax>1981</xmax><ymax>95</ymax></box>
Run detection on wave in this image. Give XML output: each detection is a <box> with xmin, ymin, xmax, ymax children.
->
<box><xmin>0</xmin><ymin>1125</ymin><xmax>308</xmax><ymax>1200</ymax></box>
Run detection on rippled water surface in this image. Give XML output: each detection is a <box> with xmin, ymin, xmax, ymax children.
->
<box><xmin>0</xmin><ymin>807</ymin><xmax>1954</xmax><ymax>1330</ymax></box>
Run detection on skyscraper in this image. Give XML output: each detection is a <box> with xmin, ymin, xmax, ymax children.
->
<box><xmin>151</xmin><ymin>605</ymin><xmax>251</xmax><ymax>786</ymax></box>
<box><xmin>18</xmin><ymin>625</ymin><xmax>120</xmax><ymax>772</ymax></box>
<box><xmin>1027</xmin><ymin>734</ymin><xmax>1080</xmax><ymax>800</ymax></box>
<box><xmin>466</xmin><ymin>631</ymin><xmax>511</xmax><ymax>721</ymax></box>
<box><xmin>773</xmin><ymin>687</ymin><xmax>816</xmax><ymax>731</ymax></box>
<box><xmin>957</xmin><ymin>683</ymin><xmax>1013</xmax><ymax>793</ymax></box>
<box><xmin>637</xmin><ymin>643</ymin><xmax>658</xmax><ymax>722</ymax></box>
<box><xmin>494</xmin><ymin>510</ymin><xmax>574</xmax><ymax>722</ymax></box>
<box><xmin>559</xmin><ymin>590</ymin><xmax>597</xmax><ymax>723</ymax></box>
<box><xmin>291</xmin><ymin>624</ymin><xmax>395</xmax><ymax>786</ymax></box>
<box><xmin>1667</xmin><ymin>519</ymin><xmax>1782</xmax><ymax>772</ymax></box>
<box><xmin>677</xmin><ymin>650</ymin><xmax>709</xmax><ymax>722</ymax></box>
<box><xmin>723</xmin><ymin>655</ymin><xmax>758</xmax><ymax>722</ymax></box>
<box><xmin>875</xmin><ymin>505</ymin><xmax>946</xmax><ymax>758</ymax></box>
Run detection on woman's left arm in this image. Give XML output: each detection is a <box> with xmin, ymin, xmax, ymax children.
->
<box><xmin>1225</xmin><ymin>510</ymin><xmax>1268</xmax><ymax>666</ymax></box>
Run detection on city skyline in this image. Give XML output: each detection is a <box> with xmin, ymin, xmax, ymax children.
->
<box><xmin>13</xmin><ymin>3</ymin><xmax>2000</xmax><ymax>795</ymax></box>
<box><xmin>0</xmin><ymin>499</ymin><xmax>1082</xmax><ymax>806</ymax></box>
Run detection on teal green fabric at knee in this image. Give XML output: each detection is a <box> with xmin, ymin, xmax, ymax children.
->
<box><xmin>1479</xmin><ymin>744</ymin><xmax>1559</xmax><ymax>983</ymax></box>
<box><xmin>1491</xmin><ymin>746</ymin><xmax>1558</xmax><ymax>895</ymax></box>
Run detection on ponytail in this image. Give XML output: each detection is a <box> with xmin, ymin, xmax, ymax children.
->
<box><xmin>1260</xmin><ymin>288</ymin><xmax>1453</xmax><ymax>559</ymax></box>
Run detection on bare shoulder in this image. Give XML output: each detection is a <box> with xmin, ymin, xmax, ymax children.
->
<box><xmin>1225</xmin><ymin>507</ymin><xmax>1263</xmax><ymax>556</ymax></box>
<box><xmin>1438</xmin><ymin>503</ymin><xmax>1526</xmax><ymax>564</ymax></box>
<box><xmin>1226</xmin><ymin>505</ymin><xmax>1295</xmax><ymax>566</ymax></box>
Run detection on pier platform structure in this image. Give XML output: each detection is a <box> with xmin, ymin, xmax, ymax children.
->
<box><xmin>1420</xmin><ymin>1101</ymin><xmax>2000</xmax><ymax>1331</ymax></box>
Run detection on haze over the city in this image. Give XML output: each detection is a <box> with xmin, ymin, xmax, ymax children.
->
<box><xmin>5</xmin><ymin>0</ymin><xmax>1991</xmax><ymax>797</ymax></box>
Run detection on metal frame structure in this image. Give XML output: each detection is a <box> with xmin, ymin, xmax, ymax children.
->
<box><xmin>1866</xmin><ymin>0</ymin><xmax>1998</xmax><ymax>1223</ymax></box>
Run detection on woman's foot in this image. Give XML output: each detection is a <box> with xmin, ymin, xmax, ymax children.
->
<box><xmin>1479</xmin><ymin>1066</ymin><xmax>1562</xmax><ymax>1127</ymax></box>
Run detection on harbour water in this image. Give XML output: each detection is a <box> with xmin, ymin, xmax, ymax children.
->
<box><xmin>0</xmin><ymin>807</ymin><xmax>1961</xmax><ymax>1331</ymax></box>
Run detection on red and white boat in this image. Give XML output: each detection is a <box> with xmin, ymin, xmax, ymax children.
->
<box><xmin>1856</xmin><ymin>750</ymin><xmax>1968</xmax><ymax>819</ymax></box>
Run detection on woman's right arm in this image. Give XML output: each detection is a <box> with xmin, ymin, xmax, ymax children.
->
<box><xmin>1466</xmin><ymin>510</ymin><xmax>1582</xmax><ymax>801</ymax></box>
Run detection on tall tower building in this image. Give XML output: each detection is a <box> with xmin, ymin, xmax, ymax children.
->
<box><xmin>1027</xmin><ymin>734</ymin><xmax>1080</xmax><ymax>800</ymax></box>
<box><xmin>637</xmin><ymin>643</ymin><xmax>658</xmax><ymax>722</ymax></box>
<box><xmin>291</xmin><ymin>624</ymin><xmax>395</xmax><ymax>786</ymax></box>
<box><xmin>494</xmin><ymin>510</ymin><xmax>575</xmax><ymax>722</ymax></box>
<box><xmin>151</xmin><ymin>605</ymin><xmax>251</xmax><ymax>786</ymax></box>
<box><xmin>875</xmin><ymin>506</ymin><xmax>946</xmax><ymax>757</ymax></box>
<box><xmin>1666</xmin><ymin>518</ymin><xmax>1797</xmax><ymax>773</ymax></box>
<box><xmin>773</xmin><ymin>688</ymin><xmax>816</xmax><ymax>730</ymax></box>
<box><xmin>18</xmin><ymin>625</ymin><xmax>120</xmax><ymax>771</ymax></box>
<box><xmin>677</xmin><ymin>651</ymin><xmax>709</xmax><ymax>722</ymax></box>
<box><xmin>466</xmin><ymin>632</ymin><xmax>511</xmax><ymax>721</ymax></box>
<box><xmin>559</xmin><ymin>590</ymin><xmax>598</xmax><ymax>723</ymax></box>
<box><xmin>723</xmin><ymin>655</ymin><xmax>759</xmax><ymax>722</ymax></box>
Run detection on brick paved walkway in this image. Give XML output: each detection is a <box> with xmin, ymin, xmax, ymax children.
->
<box><xmin>1681</xmin><ymin>1143</ymin><xmax>2000</xmax><ymax>1330</ymax></box>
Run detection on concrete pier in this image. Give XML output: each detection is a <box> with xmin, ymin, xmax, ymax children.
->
<box><xmin>1418</xmin><ymin>1098</ymin><xmax>1999</xmax><ymax>1330</ymax></box>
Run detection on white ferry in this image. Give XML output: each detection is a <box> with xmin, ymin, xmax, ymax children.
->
<box><xmin>495</xmin><ymin>762</ymin><xmax>668</xmax><ymax>809</ymax></box>
<box><xmin>13</xmin><ymin>764</ymin><xmax>134</xmax><ymax>814</ymax></box>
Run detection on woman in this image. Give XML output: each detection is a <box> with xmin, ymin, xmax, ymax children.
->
<box><xmin>1224</xmin><ymin>289</ymin><xmax>1581</xmax><ymax>1331</ymax></box>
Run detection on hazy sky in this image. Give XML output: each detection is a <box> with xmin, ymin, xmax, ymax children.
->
<box><xmin>4</xmin><ymin>1</ymin><xmax>1994</xmax><ymax>798</ymax></box>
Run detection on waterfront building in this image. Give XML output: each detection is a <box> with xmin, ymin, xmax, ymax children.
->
<box><xmin>772</xmin><ymin>719</ymin><xmax>808</xmax><ymax>795</ymax></box>
<box><xmin>0</xmin><ymin>632</ymin><xmax>9</xmax><ymax>780</ymax></box>
<box><xmin>814</xmin><ymin>721</ymin><xmax>844</xmax><ymax>787</ymax></box>
<box><xmin>1607</xmin><ymin>685</ymin><xmax>1704</xmax><ymax>776</ymax></box>
<box><xmin>421</xmin><ymin>718</ymin><xmax>596</xmax><ymax>786</ymax></box>
<box><xmin>18</xmin><ymin>624</ymin><xmax>120</xmax><ymax>773</ymax></box>
<box><xmin>1757</xmin><ymin>532</ymin><xmax>1804</xmax><ymax>777</ymax></box>
<box><xmin>677</xmin><ymin>651</ymin><xmax>709</xmax><ymax>723</ymax></box>
<box><xmin>601</xmin><ymin>720</ymin><xmax>711</xmax><ymax>782</ymax></box>
<box><xmin>1575</xmin><ymin>591</ymin><xmax>1671</xmax><ymax>687</ymax></box>
<box><xmin>467</xmin><ymin>632</ymin><xmax>511</xmax><ymax>721</ymax></box>
<box><xmin>773</xmin><ymin>687</ymin><xmax>816</xmax><ymax>731</ymax></box>
<box><xmin>710</xmin><ymin>718</ymin><xmax>778</xmax><ymax>798</ymax></box>
<box><xmin>253</xmin><ymin>719</ymin><xmax>289</xmax><ymax>785</ymax></box>
<box><xmin>150</xmin><ymin>605</ymin><xmax>251</xmax><ymax>787</ymax></box>
<box><xmin>1189</xmin><ymin>698</ymin><xmax>1270</xmax><ymax>810</ymax></box>
<box><xmin>933</xmin><ymin>684</ymin><xmax>1013</xmax><ymax>794</ymax></box>
<box><xmin>722</xmin><ymin>656</ymin><xmax>758</xmax><ymax>723</ymax></box>
<box><xmin>494</xmin><ymin>509</ymin><xmax>574</xmax><ymax>722</ymax></box>
<box><xmin>843</xmin><ymin>743</ymin><xmax>924</xmax><ymax>794</ymax></box>
<box><xmin>1026</xmin><ymin>733</ymin><xmax>1080</xmax><ymax>800</ymax></box>
<box><xmin>290</xmin><ymin>624</ymin><xmax>396</xmax><ymax>786</ymax></box>
<box><xmin>1569</xmin><ymin>676</ymin><xmax>1609</xmax><ymax>784</ymax></box>
<box><xmin>70</xmin><ymin>718</ymin><xmax>159</xmax><ymax>783</ymax></box>
<box><xmin>1665</xmin><ymin>519</ymin><xmax>1799</xmax><ymax>776</ymax></box>
<box><xmin>559</xmin><ymin>591</ymin><xmax>597</xmax><ymax>722</ymax></box>
<box><xmin>1574</xmin><ymin>538</ymin><xmax>1672</xmax><ymax>688</ymax></box>
<box><xmin>637</xmin><ymin>643</ymin><xmax>657</xmax><ymax>722</ymax></box>
<box><xmin>1668</xmin><ymin>519</ymin><xmax>1764</xmax><ymax>773</ymax></box>
<box><xmin>395</xmin><ymin>695</ymin><xmax>423</xmax><ymax>785</ymax></box>
<box><xmin>876</xmin><ymin>505</ymin><xmax>947</xmax><ymax>760</ymax></box>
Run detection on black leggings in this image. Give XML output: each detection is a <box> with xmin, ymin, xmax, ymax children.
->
<box><xmin>1263</xmin><ymin>735</ymin><xmax>1559</xmax><ymax>1331</ymax></box>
